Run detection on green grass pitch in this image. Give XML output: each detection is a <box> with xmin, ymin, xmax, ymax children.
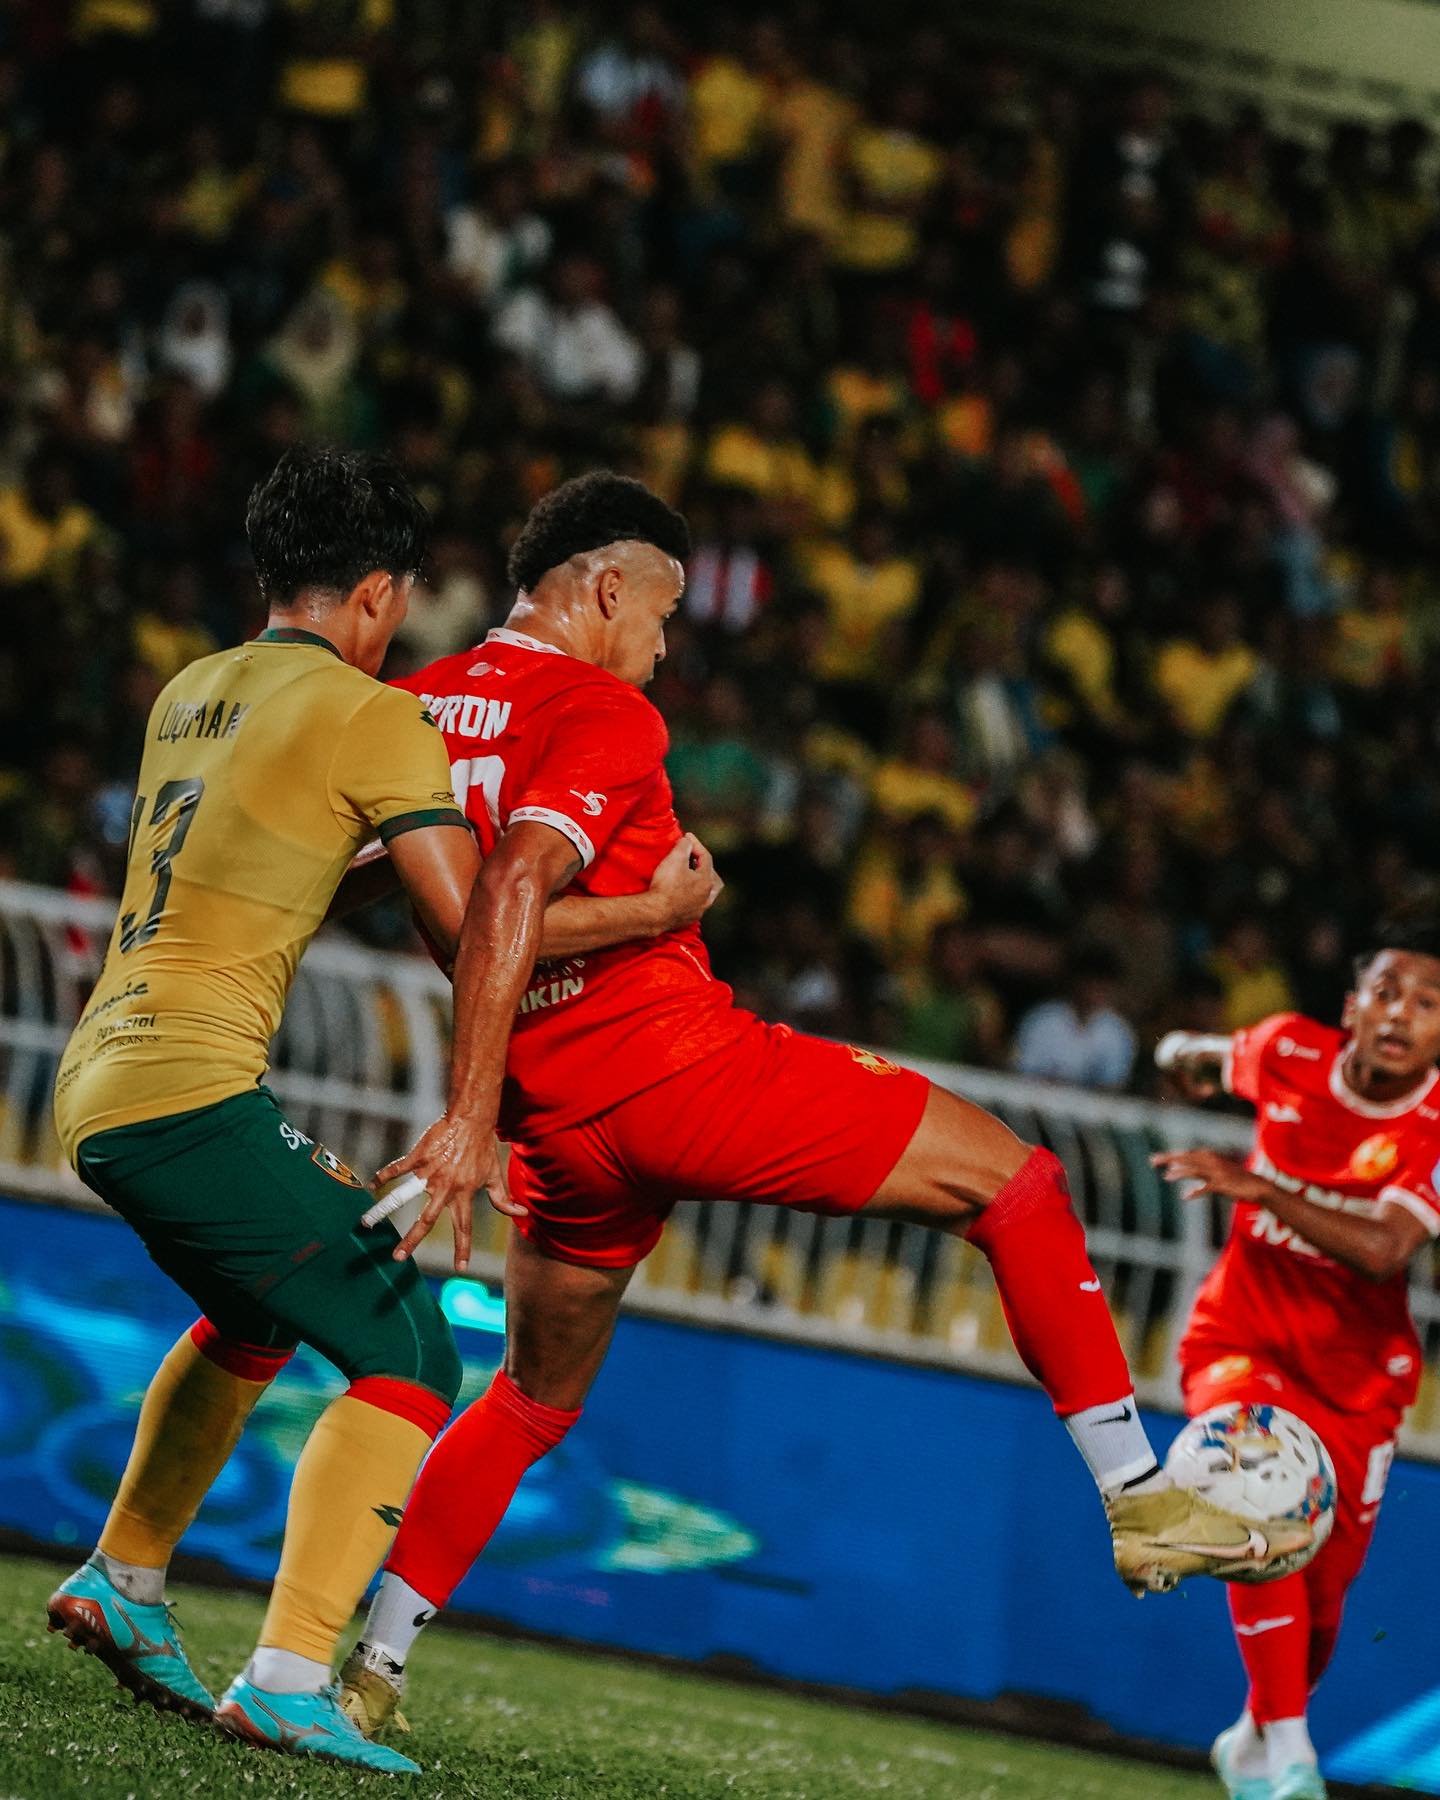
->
<box><xmin>0</xmin><ymin>1554</ymin><xmax>1218</xmax><ymax>1800</ymax></box>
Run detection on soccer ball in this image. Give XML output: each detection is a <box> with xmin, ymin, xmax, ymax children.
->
<box><xmin>1165</xmin><ymin>1402</ymin><xmax>1337</xmax><ymax>1581</ymax></box>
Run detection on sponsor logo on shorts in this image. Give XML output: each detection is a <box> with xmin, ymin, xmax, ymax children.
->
<box><xmin>278</xmin><ymin>1122</ymin><xmax>314</xmax><ymax>1151</ymax></box>
<box><xmin>1350</xmin><ymin>1133</ymin><xmax>1400</xmax><ymax>1181</ymax></box>
<box><xmin>372</xmin><ymin>1503</ymin><xmax>405</xmax><ymax>1527</ymax></box>
<box><xmin>1204</xmin><ymin>1355</ymin><xmax>1253</xmax><ymax>1383</ymax></box>
<box><xmin>847</xmin><ymin>1046</ymin><xmax>902</xmax><ymax>1076</ymax></box>
<box><xmin>311</xmin><ymin>1145</ymin><xmax>363</xmax><ymax>1187</ymax></box>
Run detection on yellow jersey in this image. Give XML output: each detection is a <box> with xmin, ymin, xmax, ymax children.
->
<box><xmin>55</xmin><ymin>629</ymin><xmax>466</xmax><ymax>1160</ymax></box>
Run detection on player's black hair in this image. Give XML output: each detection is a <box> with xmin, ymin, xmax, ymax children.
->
<box><xmin>507</xmin><ymin>470</ymin><xmax>690</xmax><ymax>593</ymax></box>
<box><xmin>245</xmin><ymin>446</ymin><xmax>430</xmax><ymax>607</ymax></box>
<box><xmin>1354</xmin><ymin>917</ymin><xmax>1440</xmax><ymax>981</ymax></box>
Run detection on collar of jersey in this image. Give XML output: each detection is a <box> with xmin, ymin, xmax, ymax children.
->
<box><xmin>253</xmin><ymin>627</ymin><xmax>344</xmax><ymax>660</ymax></box>
<box><xmin>1328</xmin><ymin>1050</ymin><xmax>1439</xmax><ymax>1118</ymax></box>
<box><xmin>486</xmin><ymin>626</ymin><xmax>568</xmax><ymax>657</ymax></box>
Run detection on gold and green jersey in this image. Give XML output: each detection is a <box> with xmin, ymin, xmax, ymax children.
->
<box><xmin>55</xmin><ymin>629</ymin><xmax>466</xmax><ymax>1160</ymax></box>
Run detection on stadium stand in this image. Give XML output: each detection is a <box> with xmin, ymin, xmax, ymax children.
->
<box><xmin>3</xmin><ymin>1</ymin><xmax>1440</xmax><ymax>1087</ymax></box>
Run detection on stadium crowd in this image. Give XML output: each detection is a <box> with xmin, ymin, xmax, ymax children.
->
<box><xmin>4</xmin><ymin>0</ymin><xmax>1440</xmax><ymax>1093</ymax></box>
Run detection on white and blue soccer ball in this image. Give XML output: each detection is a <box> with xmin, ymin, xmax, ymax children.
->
<box><xmin>1165</xmin><ymin>1402</ymin><xmax>1337</xmax><ymax>1581</ymax></box>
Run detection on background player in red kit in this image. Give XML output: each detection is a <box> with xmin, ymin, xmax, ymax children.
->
<box><xmin>339</xmin><ymin>473</ymin><xmax>1306</xmax><ymax>1733</ymax></box>
<box><xmin>1153</xmin><ymin>926</ymin><xmax>1440</xmax><ymax>1800</ymax></box>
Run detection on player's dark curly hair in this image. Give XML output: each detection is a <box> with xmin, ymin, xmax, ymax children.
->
<box><xmin>1355</xmin><ymin>915</ymin><xmax>1440</xmax><ymax>979</ymax></box>
<box><xmin>507</xmin><ymin>470</ymin><xmax>690</xmax><ymax>593</ymax></box>
<box><xmin>246</xmin><ymin>446</ymin><xmax>430</xmax><ymax>607</ymax></box>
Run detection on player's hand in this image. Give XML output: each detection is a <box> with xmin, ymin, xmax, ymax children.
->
<box><xmin>378</xmin><ymin>1112</ymin><xmax>525</xmax><ymax>1272</ymax></box>
<box><xmin>648</xmin><ymin>832</ymin><xmax>722</xmax><ymax>932</ymax></box>
<box><xmin>1151</xmin><ymin>1148</ymin><xmax>1271</xmax><ymax>1205</ymax></box>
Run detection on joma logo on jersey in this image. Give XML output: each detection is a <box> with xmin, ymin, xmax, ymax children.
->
<box><xmin>420</xmin><ymin>692</ymin><xmax>512</xmax><ymax>741</ymax></box>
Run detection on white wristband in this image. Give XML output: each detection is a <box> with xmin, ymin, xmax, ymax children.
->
<box><xmin>361</xmin><ymin>1172</ymin><xmax>428</xmax><ymax>1229</ymax></box>
<box><xmin>1154</xmin><ymin>1031</ymin><xmax>1190</xmax><ymax>1072</ymax></box>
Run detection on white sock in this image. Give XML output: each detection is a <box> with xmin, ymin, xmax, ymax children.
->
<box><xmin>1266</xmin><ymin>1715</ymin><xmax>1317</xmax><ymax>1772</ymax></box>
<box><xmin>1227</xmin><ymin>1710</ymin><xmax>1268</xmax><ymax>1778</ymax></box>
<box><xmin>362</xmin><ymin>1571</ymin><xmax>438</xmax><ymax>1668</ymax></box>
<box><xmin>1064</xmin><ymin>1396</ymin><xmax>1164</xmax><ymax>1495</ymax></box>
<box><xmin>247</xmin><ymin>1646</ymin><xmax>331</xmax><ymax>1694</ymax></box>
<box><xmin>92</xmin><ymin>1550</ymin><xmax>166</xmax><ymax>1606</ymax></box>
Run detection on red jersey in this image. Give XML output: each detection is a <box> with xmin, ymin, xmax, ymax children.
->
<box><xmin>394</xmin><ymin>627</ymin><xmax>751</xmax><ymax>1138</ymax></box>
<box><xmin>1180</xmin><ymin>1011</ymin><xmax>1440</xmax><ymax>1415</ymax></box>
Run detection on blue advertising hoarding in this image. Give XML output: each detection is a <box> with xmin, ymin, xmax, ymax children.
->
<box><xmin>1</xmin><ymin>1193</ymin><xmax>1435</xmax><ymax>1788</ymax></box>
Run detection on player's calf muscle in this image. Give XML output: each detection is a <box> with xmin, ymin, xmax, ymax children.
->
<box><xmin>867</xmin><ymin>1084</ymin><xmax>1030</xmax><ymax>1225</ymax></box>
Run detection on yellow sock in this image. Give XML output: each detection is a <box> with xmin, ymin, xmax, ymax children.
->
<box><xmin>100</xmin><ymin>1325</ymin><xmax>279</xmax><ymax>1569</ymax></box>
<box><xmin>259</xmin><ymin>1389</ymin><xmax>434</xmax><ymax>1664</ymax></box>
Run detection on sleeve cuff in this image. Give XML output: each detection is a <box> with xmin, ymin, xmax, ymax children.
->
<box><xmin>1379</xmin><ymin>1185</ymin><xmax>1440</xmax><ymax>1238</ymax></box>
<box><xmin>509</xmin><ymin>806</ymin><xmax>595</xmax><ymax>868</ymax></box>
<box><xmin>377</xmin><ymin>807</ymin><xmax>472</xmax><ymax>845</ymax></box>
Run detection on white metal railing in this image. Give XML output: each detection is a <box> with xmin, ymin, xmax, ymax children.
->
<box><xmin>4</xmin><ymin>878</ymin><xmax>1439</xmax><ymax>1457</ymax></box>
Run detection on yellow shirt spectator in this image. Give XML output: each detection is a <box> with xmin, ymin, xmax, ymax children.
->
<box><xmin>870</xmin><ymin>758</ymin><xmax>976</xmax><ymax>833</ymax></box>
<box><xmin>690</xmin><ymin>56</ymin><xmax>770</xmax><ymax>170</ymax></box>
<box><xmin>0</xmin><ymin>484</ymin><xmax>99</xmax><ymax>588</ymax></box>
<box><xmin>1046</xmin><ymin>606</ymin><xmax>1124</xmax><ymax>728</ymax></box>
<box><xmin>133</xmin><ymin>614</ymin><xmax>221</xmax><ymax>689</ymax></box>
<box><xmin>706</xmin><ymin>424</ymin><xmax>818</xmax><ymax>512</ymax></box>
<box><xmin>1212</xmin><ymin>949</ymin><xmax>1295</xmax><ymax>1032</ymax></box>
<box><xmin>280</xmin><ymin>0</ymin><xmax>393</xmax><ymax>118</ymax></box>
<box><xmin>839</xmin><ymin>126</ymin><xmax>942</xmax><ymax>272</ymax></box>
<box><xmin>806</xmin><ymin>532</ymin><xmax>920</xmax><ymax>683</ymax></box>
<box><xmin>849</xmin><ymin>840</ymin><xmax>966</xmax><ymax>974</ymax></box>
<box><xmin>1153</xmin><ymin>633</ymin><xmax>1258</xmax><ymax>737</ymax></box>
<box><xmin>775</xmin><ymin>76</ymin><xmax>857</xmax><ymax>242</ymax></box>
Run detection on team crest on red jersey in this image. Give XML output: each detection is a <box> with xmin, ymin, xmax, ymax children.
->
<box><xmin>848</xmin><ymin>1046</ymin><xmax>902</xmax><ymax>1076</ymax></box>
<box><xmin>1350</xmin><ymin>1133</ymin><xmax>1400</xmax><ymax>1181</ymax></box>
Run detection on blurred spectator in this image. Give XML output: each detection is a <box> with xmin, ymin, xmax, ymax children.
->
<box><xmin>1013</xmin><ymin>946</ymin><xmax>1138</xmax><ymax>1089</ymax></box>
<box><xmin>4</xmin><ymin>7</ymin><xmax>1440</xmax><ymax>1093</ymax></box>
<box><xmin>898</xmin><ymin>921</ymin><xmax>1006</xmax><ymax>1066</ymax></box>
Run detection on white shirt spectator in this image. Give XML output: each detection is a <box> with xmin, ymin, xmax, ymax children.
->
<box><xmin>1013</xmin><ymin>998</ymin><xmax>1137</xmax><ymax>1090</ymax></box>
<box><xmin>492</xmin><ymin>285</ymin><xmax>644</xmax><ymax>405</ymax></box>
<box><xmin>446</xmin><ymin>206</ymin><xmax>552</xmax><ymax>308</ymax></box>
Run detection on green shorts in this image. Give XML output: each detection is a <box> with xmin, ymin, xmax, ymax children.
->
<box><xmin>76</xmin><ymin>1086</ymin><xmax>460</xmax><ymax>1402</ymax></box>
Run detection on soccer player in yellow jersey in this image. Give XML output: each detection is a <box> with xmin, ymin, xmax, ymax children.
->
<box><xmin>45</xmin><ymin>448</ymin><xmax>717</xmax><ymax>1775</ymax></box>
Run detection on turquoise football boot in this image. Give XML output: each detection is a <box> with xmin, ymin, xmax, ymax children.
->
<box><xmin>1210</xmin><ymin>1723</ymin><xmax>1273</xmax><ymax>1800</ymax></box>
<box><xmin>215</xmin><ymin>1675</ymin><xmax>421</xmax><ymax>1773</ymax></box>
<box><xmin>1271</xmin><ymin>1766</ymin><xmax>1327</xmax><ymax>1799</ymax></box>
<box><xmin>47</xmin><ymin>1557</ymin><xmax>215</xmax><ymax>1720</ymax></box>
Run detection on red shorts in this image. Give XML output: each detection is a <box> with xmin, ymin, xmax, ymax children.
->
<box><xmin>1181</xmin><ymin>1353</ymin><xmax>1401</xmax><ymax>1574</ymax></box>
<box><xmin>506</xmin><ymin>1020</ymin><xmax>931</xmax><ymax>1269</ymax></box>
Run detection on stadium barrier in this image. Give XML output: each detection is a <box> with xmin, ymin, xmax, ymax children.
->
<box><xmin>4</xmin><ymin>877</ymin><xmax>1440</xmax><ymax>1457</ymax></box>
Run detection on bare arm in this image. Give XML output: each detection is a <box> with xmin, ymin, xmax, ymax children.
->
<box><xmin>386</xmin><ymin>823</ymin><xmax>480</xmax><ymax>965</ymax></box>
<box><xmin>1152</xmin><ymin>1147</ymin><xmax>1432</xmax><ymax>1281</ymax></box>
<box><xmin>327</xmin><ymin>831</ymin><xmax>721</xmax><ymax>963</ymax></box>
<box><xmin>541</xmin><ymin>833</ymin><xmax>720</xmax><ymax>957</ymax></box>
<box><xmin>378</xmin><ymin>820</ymin><xmax>583</xmax><ymax>1269</ymax></box>
<box><xmin>1154</xmin><ymin>1030</ymin><xmax>1234</xmax><ymax>1100</ymax></box>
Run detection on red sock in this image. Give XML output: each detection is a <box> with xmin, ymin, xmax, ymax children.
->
<box><xmin>385</xmin><ymin>1369</ymin><xmax>579</xmax><ymax>1608</ymax></box>
<box><xmin>1229</xmin><ymin>1574</ymin><xmax>1312</xmax><ymax>1724</ymax></box>
<box><xmin>965</xmin><ymin>1148</ymin><xmax>1134</xmax><ymax>1414</ymax></box>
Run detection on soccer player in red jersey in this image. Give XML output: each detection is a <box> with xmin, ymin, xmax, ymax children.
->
<box><xmin>1152</xmin><ymin>929</ymin><xmax>1440</xmax><ymax>1800</ymax></box>
<box><xmin>338</xmin><ymin>472</ymin><xmax>1306</xmax><ymax>1731</ymax></box>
